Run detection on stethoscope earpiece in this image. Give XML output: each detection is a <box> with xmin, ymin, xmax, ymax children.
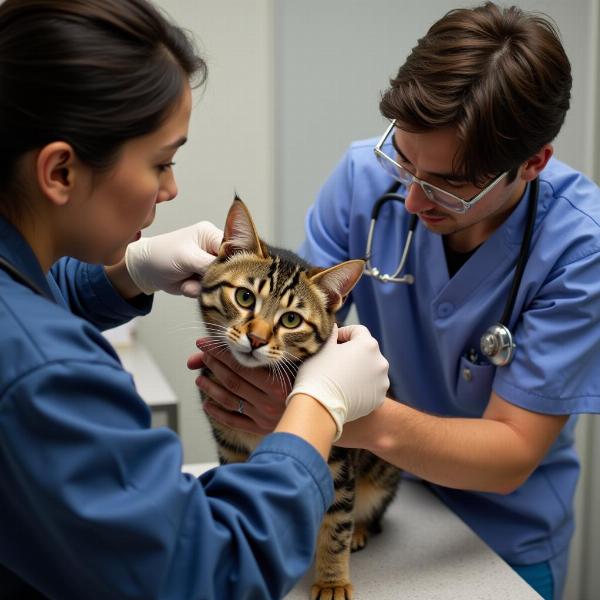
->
<box><xmin>480</xmin><ymin>323</ymin><xmax>516</xmax><ymax>367</ymax></box>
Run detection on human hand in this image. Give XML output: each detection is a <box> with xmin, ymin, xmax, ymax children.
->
<box><xmin>287</xmin><ymin>324</ymin><xmax>389</xmax><ymax>440</ymax></box>
<box><xmin>124</xmin><ymin>222</ymin><xmax>223</xmax><ymax>297</ymax></box>
<box><xmin>187</xmin><ymin>339</ymin><xmax>290</xmax><ymax>434</ymax></box>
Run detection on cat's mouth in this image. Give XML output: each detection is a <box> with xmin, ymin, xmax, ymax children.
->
<box><xmin>231</xmin><ymin>348</ymin><xmax>268</xmax><ymax>369</ymax></box>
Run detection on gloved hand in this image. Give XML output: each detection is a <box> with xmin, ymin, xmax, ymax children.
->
<box><xmin>287</xmin><ymin>324</ymin><xmax>389</xmax><ymax>440</ymax></box>
<box><xmin>125</xmin><ymin>222</ymin><xmax>223</xmax><ymax>297</ymax></box>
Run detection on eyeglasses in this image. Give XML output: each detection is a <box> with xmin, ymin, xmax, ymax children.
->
<box><xmin>374</xmin><ymin>120</ymin><xmax>508</xmax><ymax>214</ymax></box>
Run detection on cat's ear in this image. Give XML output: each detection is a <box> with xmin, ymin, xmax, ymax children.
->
<box><xmin>309</xmin><ymin>259</ymin><xmax>365</xmax><ymax>312</ymax></box>
<box><xmin>218</xmin><ymin>196</ymin><xmax>269</xmax><ymax>259</ymax></box>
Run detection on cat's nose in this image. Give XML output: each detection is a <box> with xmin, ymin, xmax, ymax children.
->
<box><xmin>247</xmin><ymin>333</ymin><xmax>268</xmax><ymax>349</ymax></box>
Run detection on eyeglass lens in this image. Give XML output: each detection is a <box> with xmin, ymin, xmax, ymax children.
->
<box><xmin>375</xmin><ymin>150</ymin><xmax>466</xmax><ymax>212</ymax></box>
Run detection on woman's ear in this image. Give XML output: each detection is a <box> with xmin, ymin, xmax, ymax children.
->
<box><xmin>520</xmin><ymin>144</ymin><xmax>553</xmax><ymax>182</ymax></box>
<box><xmin>35</xmin><ymin>142</ymin><xmax>78</xmax><ymax>206</ymax></box>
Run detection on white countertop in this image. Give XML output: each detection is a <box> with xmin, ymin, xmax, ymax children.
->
<box><xmin>183</xmin><ymin>463</ymin><xmax>541</xmax><ymax>599</ymax></box>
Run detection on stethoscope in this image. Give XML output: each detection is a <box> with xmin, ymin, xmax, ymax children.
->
<box><xmin>363</xmin><ymin>177</ymin><xmax>539</xmax><ymax>367</ymax></box>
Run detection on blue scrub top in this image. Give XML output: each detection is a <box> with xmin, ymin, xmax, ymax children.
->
<box><xmin>300</xmin><ymin>138</ymin><xmax>600</xmax><ymax>570</ymax></box>
<box><xmin>0</xmin><ymin>217</ymin><xmax>334</xmax><ymax>599</ymax></box>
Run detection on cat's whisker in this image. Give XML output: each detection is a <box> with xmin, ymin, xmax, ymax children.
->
<box><xmin>202</xmin><ymin>324</ymin><xmax>232</xmax><ymax>335</ymax></box>
<box><xmin>203</xmin><ymin>321</ymin><xmax>230</xmax><ymax>330</ymax></box>
<box><xmin>278</xmin><ymin>364</ymin><xmax>295</xmax><ymax>392</ymax></box>
<box><xmin>201</xmin><ymin>332</ymin><xmax>228</xmax><ymax>343</ymax></box>
<box><xmin>202</xmin><ymin>339</ymin><xmax>230</xmax><ymax>351</ymax></box>
<box><xmin>272</xmin><ymin>363</ymin><xmax>290</xmax><ymax>392</ymax></box>
<box><xmin>278</xmin><ymin>354</ymin><xmax>300</xmax><ymax>379</ymax></box>
<box><xmin>268</xmin><ymin>363</ymin><xmax>283</xmax><ymax>388</ymax></box>
<box><xmin>200</xmin><ymin>338</ymin><xmax>232</xmax><ymax>354</ymax></box>
<box><xmin>164</xmin><ymin>325</ymin><xmax>203</xmax><ymax>335</ymax></box>
<box><xmin>267</xmin><ymin>358</ymin><xmax>293</xmax><ymax>392</ymax></box>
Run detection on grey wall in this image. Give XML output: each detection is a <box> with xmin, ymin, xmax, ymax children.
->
<box><xmin>274</xmin><ymin>0</ymin><xmax>598</xmax><ymax>250</ymax></box>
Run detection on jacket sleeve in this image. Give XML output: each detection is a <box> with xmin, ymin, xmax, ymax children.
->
<box><xmin>49</xmin><ymin>257</ymin><xmax>152</xmax><ymax>330</ymax></box>
<box><xmin>0</xmin><ymin>359</ymin><xmax>333</xmax><ymax>600</ymax></box>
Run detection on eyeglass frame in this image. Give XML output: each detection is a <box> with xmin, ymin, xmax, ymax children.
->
<box><xmin>374</xmin><ymin>119</ymin><xmax>509</xmax><ymax>214</ymax></box>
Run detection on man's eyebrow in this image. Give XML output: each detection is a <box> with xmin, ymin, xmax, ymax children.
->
<box><xmin>160</xmin><ymin>136</ymin><xmax>188</xmax><ymax>151</ymax></box>
<box><xmin>391</xmin><ymin>133</ymin><xmax>463</xmax><ymax>181</ymax></box>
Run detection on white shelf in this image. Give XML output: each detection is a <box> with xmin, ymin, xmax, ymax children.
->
<box><xmin>116</xmin><ymin>343</ymin><xmax>176</xmax><ymax>407</ymax></box>
<box><xmin>113</xmin><ymin>342</ymin><xmax>178</xmax><ymax>432</ymax></box>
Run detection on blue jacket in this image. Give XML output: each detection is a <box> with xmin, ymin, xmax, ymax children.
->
<box><xmin>0</xmin><ymin>216</ymin><xmax>333</xmax><ymax>599</ymax></box>
<box><xmin>300</xmin><ymin>139</ymin><xmax>600</xmax><ymax>593</ymax></box>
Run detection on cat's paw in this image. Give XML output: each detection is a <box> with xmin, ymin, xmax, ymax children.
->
<box><xmin>350</xmin><ymin>524</ymin><xmax>368</xmax><ymax>552</ymax></box>
<box><xmin>311</xmin><ymin>582</ymin><xmax>353</xmax><ymax>600</ymax></box>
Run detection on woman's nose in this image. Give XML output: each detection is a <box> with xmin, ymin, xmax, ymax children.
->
<box><xmin>157</xmin><ymin>172</ymin><xmax>178</xmax><ymax>203</ymax></box>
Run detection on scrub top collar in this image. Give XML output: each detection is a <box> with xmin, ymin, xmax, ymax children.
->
<box><xmin>0</xmin><ymin>215</ymin><xmax>55</xmax><ymax>302</ymax></box>
<box><xmin>415</xmin><ymin>180</ymin><xmax>537</xmax><ymax>310</ymax></box>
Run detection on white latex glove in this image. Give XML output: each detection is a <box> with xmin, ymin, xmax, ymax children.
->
<box><xmin>287</xmin><ymin>324</ymin><xmax>389</xmax><ymax>441</ymax></box>
<box><xmin>125</xmin><ymin>222</ymin><xmax>223</xmax><ymax>297</ymax></box>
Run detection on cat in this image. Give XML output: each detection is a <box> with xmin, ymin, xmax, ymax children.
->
<box><xmin>198</xmin><ymin>196</ymin><xmax>401</xmax><ymax>600</ymax></box>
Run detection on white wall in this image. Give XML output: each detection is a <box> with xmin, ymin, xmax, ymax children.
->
<box><xmin>275</xmin><ymin>0</ymin><xmax>597</xmax><ymax>250</ymax></box>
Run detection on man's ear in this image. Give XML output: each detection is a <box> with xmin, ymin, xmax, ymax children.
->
<box><xmin>35</xmin><ymin>142</ymin><xmax>78</xmax><ymax>206</ymax></box>
<box><xmin>520</xmin><ymin>144</ymin><xmax>553</xmax><ymax>182</ymax></box>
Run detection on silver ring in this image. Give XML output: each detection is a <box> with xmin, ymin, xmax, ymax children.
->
<box><xmin>237</xmin><ymin>399</ymin><xmax>245</xmax><ymax>415</ymax></box>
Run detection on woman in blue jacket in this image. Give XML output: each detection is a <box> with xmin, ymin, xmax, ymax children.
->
<box><xmin>0</xmin><ymin>1</ymin><xmax>388</xmax><ymax>598</ymax></box>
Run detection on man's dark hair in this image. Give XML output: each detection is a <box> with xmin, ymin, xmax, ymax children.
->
<box><xmin>379</xmin><ymin>2</ymin><xmax>572</xmax><ymax>185</ymax></box>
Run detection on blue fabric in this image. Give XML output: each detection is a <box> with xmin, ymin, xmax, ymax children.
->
<box><xmin>0</xmin><ymin>216</ymin><xmax>334</xmax><ymax>599</ymax></box>
<box><xmin>510</xmin><ymin>561</ymin><xmax>554</xmax><ymax>600</ymax></box>
<box><xmin>299</xmin><ymin>139</ymin><xmax>600</xmax><ymax>578</ymax></box>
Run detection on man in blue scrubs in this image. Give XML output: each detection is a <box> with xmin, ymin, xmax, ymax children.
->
<box><xmin>199</xmin><ymin>4</ymin><xmax>600</xmax><ymax>599</ymax></box>
<box><xmin>299</xmin><ymin>5</ymin><xmax>600</xmax><ymax>600</ymax></box>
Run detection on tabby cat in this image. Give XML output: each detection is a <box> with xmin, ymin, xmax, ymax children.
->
<box><xmin>198</xmin><ymin>197</ymin><xmax>401</xmax><ymax>600</ymax></box>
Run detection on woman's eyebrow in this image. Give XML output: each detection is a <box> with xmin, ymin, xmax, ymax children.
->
<box><xmin>160</xmin><ymin>136</ymin><xmax>188</xmax><ymax>152</ymax></box>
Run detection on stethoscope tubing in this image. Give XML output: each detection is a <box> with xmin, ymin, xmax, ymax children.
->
<box><xmin>364</xmin><ymin>182</ymin><xmax>418</xmax><ymax>284</ymax></box>
<box><xmin>499</xmin><ymin>177</ymin><xmax>538</xmax><ymax>326</ymax></box>
<box><xmin>363</xmin><ymin>177</ymin><xmax>539</xmax><ymax>366</ymax></box>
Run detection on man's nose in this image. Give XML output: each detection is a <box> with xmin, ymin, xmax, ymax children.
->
<box><xmin>403</xmin><ymin>181</ymin><xmax>435</xmax><ymax>214</ymax></box>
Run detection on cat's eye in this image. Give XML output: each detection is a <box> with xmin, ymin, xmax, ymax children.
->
<box><xmin>235</xmin><ymin>288</ymin><xmax>255</xmax><ymax>308</ymax></box>
<box><xmin>280</xmin><ymin>312</ymin><xmax>302</xmax><ymax>329</ymax></box>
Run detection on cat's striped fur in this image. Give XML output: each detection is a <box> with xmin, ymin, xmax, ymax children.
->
<box><xmin>199</xmin><ymin>197</ymin><xmax>401</xmax><ymax>600</ymax></box>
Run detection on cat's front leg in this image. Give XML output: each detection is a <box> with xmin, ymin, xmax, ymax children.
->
<box><xmin>311</xmin><ymin>450</ymin><xmax>355</xmax><ymax>600</ymax></box>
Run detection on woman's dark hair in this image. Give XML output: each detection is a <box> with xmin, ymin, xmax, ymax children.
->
<box><xmin>0</xmin><ymin>0</ymin><xmax>207</xmax><ymax>215</ymax></box>
<box><xmin>379</xmin><ymin>2</ymin><xmax>572</xmax><ymax>186</ymax></box>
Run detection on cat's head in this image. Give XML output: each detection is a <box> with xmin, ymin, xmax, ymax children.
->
<box><xmin>199</xmin><ymin>196</ymin><xmax>364</xmax><ymax>369</ymax></box>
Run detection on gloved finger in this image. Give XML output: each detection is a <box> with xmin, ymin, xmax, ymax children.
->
<box><xmin>178</xmin><ymin>247</ymin><xmax>219</xmax><ymax>276</ymax></box>
<box><xmin>201</xmin><ymin>223</ymin><xmax>224</xmax><ymax>254</ymax></box>
<box><xmin>180</xmin><ymin>278</ymin><xmax>203</xmax><ymax>298</ymax></box>
<box><xmin>321</xmin><ymin>323</ymin><xmax>339</xmax><ymax>347</ymax></box>
<box><xmin>336</xmin><ymin>323</ymin><xmax>370</xmax><ymax>343</ymax></box>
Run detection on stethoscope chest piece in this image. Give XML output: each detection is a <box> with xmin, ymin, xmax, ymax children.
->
<box><xmin>480</xmin><ymin>323</ymin><xmax>515</xmax><ymax>367</ymax></box>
